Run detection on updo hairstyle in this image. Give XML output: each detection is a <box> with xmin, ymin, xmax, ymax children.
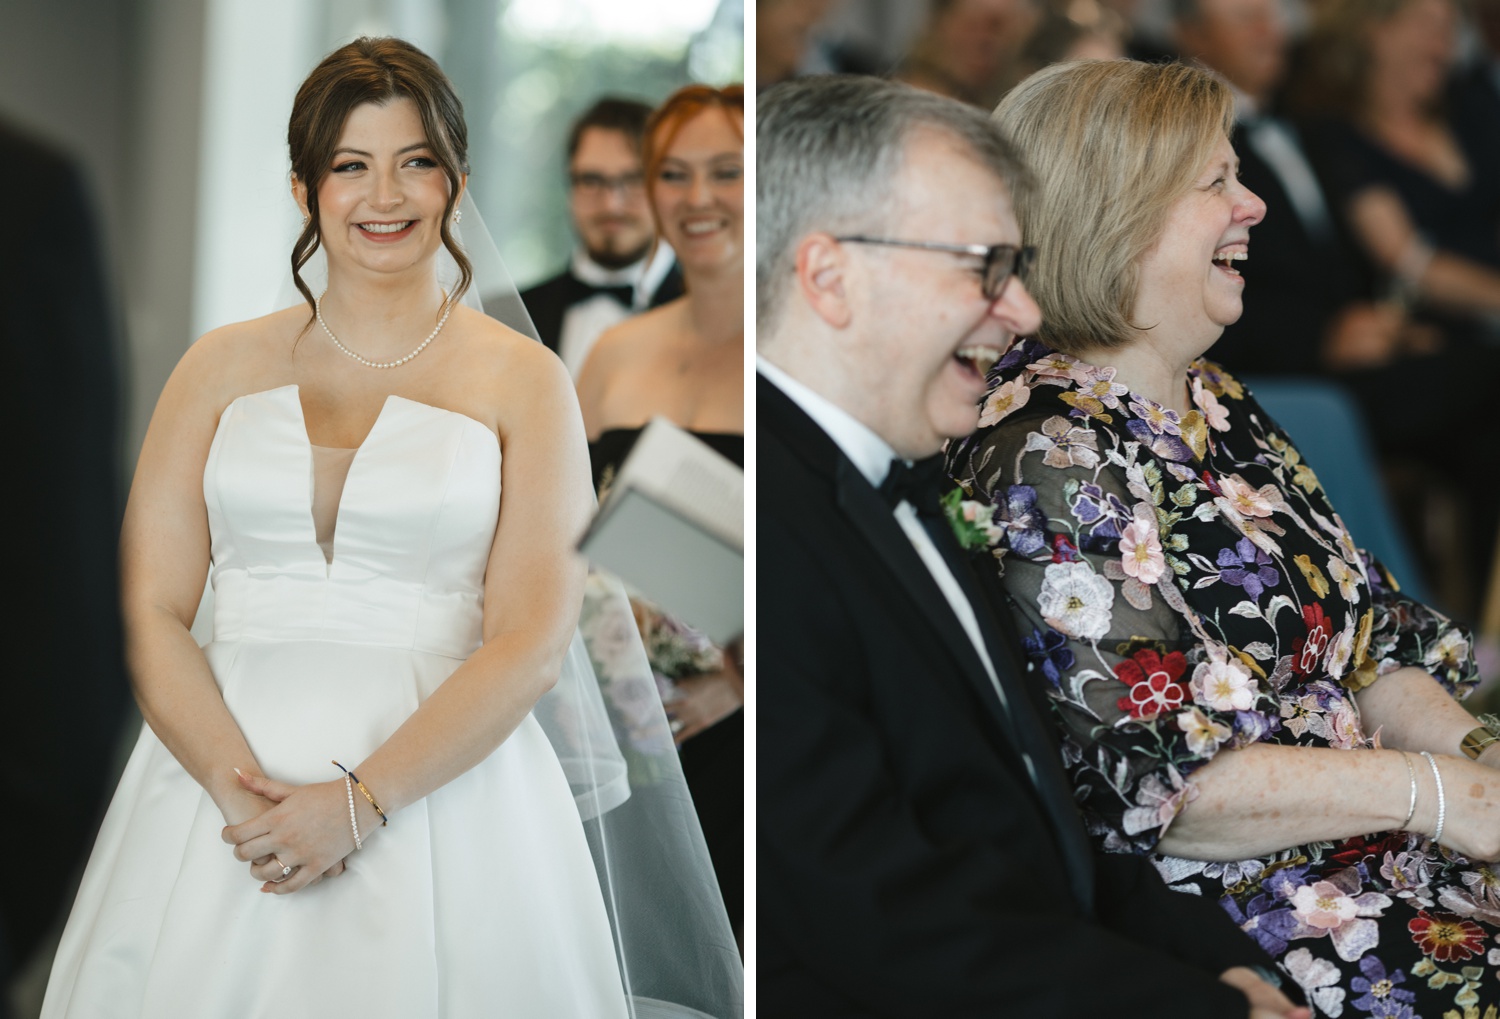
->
<box><xmin>288</xmin><ymin>37</ymin><xmax>472</xmax><ymax>313</ymax></box>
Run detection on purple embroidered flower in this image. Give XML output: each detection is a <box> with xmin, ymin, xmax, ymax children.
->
<box><xmin>1230</xmin><ymin>708</ymin><xmax>1279</xmax><ymax>747</ymax></box>
<box><xmin>1349</xmin><ymin>955</ymin><xmax>1414</xmax><ymax>1013</ymax></box>
<box><xmin>1023</xmin><ymin>626</ymin><xmax>1075</xmax><ymax>689</ymax></box>
<box><xmin>1125</xmin><ymin>417</ymin><xmax>1195</xmax><ymax>462</ymax></box>
<box><xmin>997</xmin><ymin>485</ymin><xmax>1047</xmax><ymax>557</ymax></box>
<box><xmin>995</xmin><ymin>339</ymin><xmax>1035</xmax><ymax>374</ymax></box>
<box><xmin>1220</xmin><ymin>892</ymin><xmax>1299</xmax><ymax>957</ymax></box>
<box><xmin>1070</xmin><ymin>482</ymin><xmax>1131</xmax><ymax>548</ymax></box>
<box><xmin>1218</xmin><ymin>537</ymin><xmax>1281</xmax><ymax>600</ymax></box>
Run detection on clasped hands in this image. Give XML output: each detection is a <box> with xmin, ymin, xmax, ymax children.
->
<box><xmin>219</xmin><ymin>769</ymin><xmax>366</xmax><ymax>895</ymax></box>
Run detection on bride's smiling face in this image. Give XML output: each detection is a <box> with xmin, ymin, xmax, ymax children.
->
<box><xmin>299</xmin><ymin>98</ymin><xmax>461</xmax><ymax>281</ymax></box>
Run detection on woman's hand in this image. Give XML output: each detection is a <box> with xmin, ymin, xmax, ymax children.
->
<box><xmin>666</xmin><ymin>664</ymin><xmax>743</xmax><ymax>746</ymax></box>
<box><xmin>1219</xmin><ymin>967</ymin><xmax>1310</xmax><ymax>1019</ymax></box>
<box><xmin>221</xmin><ymin>771</ymin><xmax>361</xmax><ymax>894</ymax></box>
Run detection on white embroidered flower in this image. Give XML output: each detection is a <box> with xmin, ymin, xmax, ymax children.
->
<box><xmin>1282</xmin><ymin>948</ymin><xmax>1347</xmax><ymax>1017</ymax></box>
<box><xmin>1327</xmin><ymin>554</ymin><xmax>1360</xmax><ymax>604</ymax></box>
<box><xmin>977</xmin><ymin>378</ymin><xmax>1031</xmax><ymax>427</ymax></box>
<box><xmin>1189</xmin><ymin>645</ymin><xmax>1257</xmax><ymax>712</ymax></box>
<box><xmin>1037</xmin><ymin>560</ymin><xmax>1115</xmax><ymax>640</ymax></box>
<box><xmin>1117</xmin><ymin>508</ymin><xmax>1166</xmax><ymax>585</ymax></box>
<box><xmin>1177</xmin><ymin>705</ymin><xmax>1233</xmax><ymax>755</ymax></box>
<box><xmin>1325</xmin><ymin>616</ymin><xmax>1356</xmax><ymax>680</ymax></box>
<box><xmin>1424</xmin><ymin>629</ymin><xmax>1471</xmax><ymax>674</ymax></box>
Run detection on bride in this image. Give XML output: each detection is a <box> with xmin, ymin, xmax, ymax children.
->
<box><xmin>42</xmin><ymin>37</ymin><xmax>738</xmax><ymax>1018</ymax></box>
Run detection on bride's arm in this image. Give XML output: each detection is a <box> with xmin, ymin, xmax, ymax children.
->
<box><xmin>121</xmin><ymin>330</ymin><xmax>273</xmax><ymax>827</ymax></box>
<box><xmin>227</xmin><ymin>339</ymin><xmax>593</xmax><ymax>892</ymax></box>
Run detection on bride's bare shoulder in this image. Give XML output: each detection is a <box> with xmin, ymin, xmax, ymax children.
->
<box><xmin>165</xmin><ymin>305</ymin><xmax>312</xmax><ymax>413</ymax></box>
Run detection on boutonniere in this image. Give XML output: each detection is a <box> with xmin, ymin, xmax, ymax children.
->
<box><xmin>942</xmin><ymin>485</ymin><xmax>1004</xmax><ymax>552</ymax></box>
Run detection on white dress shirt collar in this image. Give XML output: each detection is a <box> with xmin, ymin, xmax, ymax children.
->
<box><xmin>757</xmin><ymin>355</ymin><xmax>896</xmax><ymax>488</ymax></box>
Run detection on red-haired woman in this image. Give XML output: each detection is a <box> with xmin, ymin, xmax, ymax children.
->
<box><xmin>577</xmin><ymin>83</ymin><xmax>745</xmax><ymax>940</ymax></box>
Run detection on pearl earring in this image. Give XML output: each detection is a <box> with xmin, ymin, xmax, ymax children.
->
<box><xmin>452</xmin><ymin>208</ymin><xmax>463</xmax><ymax>226</ymax></box>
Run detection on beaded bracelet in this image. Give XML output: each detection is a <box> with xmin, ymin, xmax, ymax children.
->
<box><xmin>1420</xmin><ymin>750</ymin><xmax>1446</xmax><ymax>845</ymax></box>
<box><xmin>1399</xmin><ymin>752</ymin><xmax>1418</xmax><ymax>830</ymax></box>
<box><xmin>343</xmin><ymin>774</ymin><xmax>363</xmax><ymax>851</ymax></box>
<box><xmin>333</xmin><ymin>760</ymin><xmax>389</xmax><ymax>827</ymax></box>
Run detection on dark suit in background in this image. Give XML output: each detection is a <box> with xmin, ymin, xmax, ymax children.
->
<box><xmin>759</xmin><ymin>374</ymin><xmax>1279</xmax><ymax>1016</ymax></box>
<box><xmin>1207</xmin><ymin>119</ymin><xmax>1373</xmax><ymax>374</ymax></box>
<box><xmin>520</xmin><ymin>257</ymin><xmax>683</xmax><ymax>357</ymax></box>
<box><xmin>0</xmin><ymin>121</ymin><xmax>129</xmax><ymax>995</ymax></box>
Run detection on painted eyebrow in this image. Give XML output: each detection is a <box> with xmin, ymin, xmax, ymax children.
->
<box><xmin>332</xmin><ymin>143</ymin><xmax>431</xmax><ymax>158</ymax></box>
<box><xmin>659</xmin><ymin>152</ymin><xmax>744</xmax><ymax>164</ymax></box>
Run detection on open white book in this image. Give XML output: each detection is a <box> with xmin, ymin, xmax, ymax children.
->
<box><xmin>578</xmin><ymin>417</ymin><xmax>744</xmax><ymax>644</ymax></box>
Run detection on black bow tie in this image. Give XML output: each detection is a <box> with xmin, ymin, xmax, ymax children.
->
<box><xmin>572</xmin><ymin>276</ymin><xmax>635</xmax><ymax>306</ymax></box>
<box><xmin>878</xmin><ymin>455</ymin><xmax>948</xmax><ymax>515</ymax></box>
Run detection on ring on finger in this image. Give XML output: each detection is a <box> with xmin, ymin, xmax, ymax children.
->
<box><xmin>271</xmin><ymin>856</ymin><xmax>293</xmax><ymax>881</ymax></box>
<box><xmin>669</xmin><ymin>718</ymin><xmax>685</xmax><ymax>734</ymax></box>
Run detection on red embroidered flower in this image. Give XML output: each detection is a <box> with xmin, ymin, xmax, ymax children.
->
<box><xmin>1115</xmin><ymin>649</ymin><xmax>1189</xmax><ymax>720</ymax></box>
<box><xmin>1199</xmin><ymin>470</ymin><xmax>1224</xmax><ymax>498</ymax></box>
<box><xmin>1292</xmin><ymin>603</ymin><xmax>1332</xmax><ymax>676</ymax></box>
<box><xmin>1409</xmin><ymin>909</ymin><xmax>1486</xmax><ymax>962</ymax></box>
<box><xmin>1329</xmin><ymin>830</ymin><xmax>1408</xmax><ymax>868</ymax></box>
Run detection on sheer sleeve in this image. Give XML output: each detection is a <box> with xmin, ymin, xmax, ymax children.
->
<box><xmin>1356</xmin><ymin>551</ymin><xmax>1477</xmax><ymax>699</ymax></box>
<box><xmin>949</xmin><ymin>410</ymin><xmax>1281</xmax><ymax>855</ymax></box>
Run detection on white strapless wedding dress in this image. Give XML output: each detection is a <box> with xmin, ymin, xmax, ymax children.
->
<box><xmin>42</xmin><ymin>385</ymin><xmax>628</xmax><ymax>1018</ymax></box>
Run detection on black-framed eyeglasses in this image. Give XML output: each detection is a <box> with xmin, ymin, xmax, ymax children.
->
<box><xmin>835</xmin><ymin>236</ymin><xmax>1037</xmax><ymax>301</ymax></box>
<box><xmin>570</xmin><ymin>171</ymin><xmax>645</xmax><ymax>197</ymax></box>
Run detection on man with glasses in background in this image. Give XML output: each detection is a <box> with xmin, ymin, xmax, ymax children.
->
<box><xmin>521</xmin><ymin>97</ymin><xmax>683</xmax><ymax>378</ymax></box>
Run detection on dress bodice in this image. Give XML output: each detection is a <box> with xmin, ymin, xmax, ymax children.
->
<box><xmin>203</xmin><ymin>385</ymin><xmax>501</xmax><ymax>658</ymax></box>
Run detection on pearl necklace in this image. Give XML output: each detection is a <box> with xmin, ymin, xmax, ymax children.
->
<box><xmin>315</xmin><ymin>289</ymin><xmax>452</xmax><ymax>369</ymax></box>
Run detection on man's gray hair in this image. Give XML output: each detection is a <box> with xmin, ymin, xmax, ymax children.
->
<box><xmin>756</xmin><ymin>75</ymin><xmax>1030</xmax><ymax>328</ymax></box>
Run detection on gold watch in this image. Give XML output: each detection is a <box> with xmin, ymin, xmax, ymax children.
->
<box><xmin>1461</xmin><ymin>715</ymin><xmax>1500</xmax><ymax>759</ymax></box>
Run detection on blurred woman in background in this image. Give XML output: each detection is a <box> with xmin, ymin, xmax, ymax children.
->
<box><xmin>576</xmin><ymin>82</ymin><xmax>745</xmax><ymax>942</ymax></box>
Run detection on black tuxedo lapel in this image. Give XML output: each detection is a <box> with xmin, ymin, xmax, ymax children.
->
<box><xmin>761</xmin><ymin>372</ymin><xmax>1097</xmax><ymax>911</ymax></box>
<box><xmin>761</xmin><ymin>376</ymin><xmax>1020</xmax><ymax>745</ymax></box>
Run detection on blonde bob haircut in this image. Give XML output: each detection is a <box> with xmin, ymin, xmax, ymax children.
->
<box><xmin>993</xmin><ymin>60</ymin><xmax>1234</xmax><ymax>353</ymax></box>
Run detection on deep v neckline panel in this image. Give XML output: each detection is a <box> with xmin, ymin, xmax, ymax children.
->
<box><xmin>201</xmin><ymin>385</ymin><xmax>502</xmax><ymax>656</ymax></box>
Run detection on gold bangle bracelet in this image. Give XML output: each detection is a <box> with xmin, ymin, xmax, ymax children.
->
<box><xmin>1460</xmin><ymin>726</ymin><xmax>1500</xmax><ymax>760</ymax></box>
<box><xmin>354</xmin><ymin>778</ymin><xmax>388</xmax><ymax>827</ymax></box>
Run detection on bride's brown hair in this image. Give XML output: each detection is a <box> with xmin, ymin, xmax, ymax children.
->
<box><xmin>287</xmin><ymin>37</ymin><xmax>472</xmax><ymax>317</ymax></box>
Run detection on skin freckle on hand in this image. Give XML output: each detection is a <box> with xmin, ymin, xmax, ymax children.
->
<box><xmin>1471</xmin><ymin>782</ymin><xmax>1485</xmax><ymax>798</ymax></box>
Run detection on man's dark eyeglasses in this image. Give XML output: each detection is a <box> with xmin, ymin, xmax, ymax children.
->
<box><xmin>570</xmin><ymin>172</ymin><xmax>645</xmax><ymax>197</ymax></box>
<box><xmin>834</xmin><ymin>236</ymin><xmax>1037</xmax><ymax>302</ymax></box>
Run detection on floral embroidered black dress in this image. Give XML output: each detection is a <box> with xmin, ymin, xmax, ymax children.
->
<box><xmin>946</xmin><ymin>338</ymin><xmax>1488</xmax><ymax>1019</ymax></box>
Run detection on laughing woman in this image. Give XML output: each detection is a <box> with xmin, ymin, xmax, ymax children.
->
<box><xmin>947</xmin><ymin>60</ymin><xmax>1496</xmax><ymax>1015</ymax></box>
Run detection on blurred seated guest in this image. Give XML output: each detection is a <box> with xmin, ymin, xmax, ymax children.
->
<box><xmin>520</xmin><ymin>97</ymin><xmax>682</xmax><ymax>377</ymax></box>
<box><xmin>1</xmin><ymin>118</ymin><xmax>129</xmax><ymax>998</ymax></box>
<box><xmin>1452</xmin><ymin>0</ymin><xmax>1500</xmax><ymax>150</ymax></box>
<box><xmin>951</xmin><ymin>58</ymin><xmax>1496</xmax><ymax>1014</ymax></box>
<box><xmin>1175</xmin><ymin>0</ymin><xmax>1388</xmax><ymax>377</ymax></box>
<box><xmin>756</xmin><ymin>0</ymin><xmax>840</xmax><ymax>90</ymax></box>
<box><xmin>759</xmin><ymin>72</ymin><xmax>1305</xmax><ymax>1019</ymax></box>
<box><xmin>1291</xmin><ymin>0</ymin><xmax>1500</xmax><ymax>604</ymax></box>
<box><xmin>1013</xmin><ymin>0</ymin><xmax>1127</xmax><ymax>80</ymax></box>
<box><xmin>576</xmin><ymin>83</ymin><xmax>744</xmax><ymax>940</ymax></box>
<box><xmin>1295</xmin><ymin>0</ymin><xmax>1500</xmax><ymax>333</ymax></box>
<box><xmin>893</xmin><ymin>0</ymin><xmax>1040</xmax><ymax>107</ymax></box>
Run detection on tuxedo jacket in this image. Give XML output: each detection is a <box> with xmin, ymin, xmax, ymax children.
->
<box><xmin>0</xmin><ymin>121</ymin><xmax>129</xmax><ymax>973</ymax></box>
<box><xmin>1206</xmin><ymin>120</ymin><xmax>1373</xmax><ymax>375</ymax></box>
<box><xmin>519</xmin><ymin>258</ymin><xmax>684</xmax><ymax>355</ymax></box>
<box><xmin>758</xmin><ymin>374</ymin><xmax>1278</xmax><ymax>1016</ymax></box>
